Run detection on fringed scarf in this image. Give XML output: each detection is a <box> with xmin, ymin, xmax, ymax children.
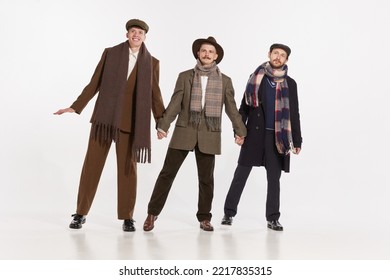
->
<box><xmin>90</xmin><ymin>41</ymin><xmax>152</xmax><ymax>163</ymax></box>
<box><xmin>190</xmin><ymin>59</ymin><xmax>223</xmax><ymax>130</ymax></box>
<box><xmin>244</xmin><ymin>62</ymin><xmax>293</xmax><ymax>155</ymax></box>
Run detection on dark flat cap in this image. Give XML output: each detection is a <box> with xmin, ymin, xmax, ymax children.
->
<box><xmin>125</xmin><ymin>19</ymin><xmax>149</xmax><ymax>33</ymax></box>
<box><xmin>270</xmin><ymin>43</ymin><xmax>291</xmax><ymax>58</ymax></box>
<box><xmin>192</xmin><ymin>36</ymin><xmax>224</xmax><ymax>64</ymax></box>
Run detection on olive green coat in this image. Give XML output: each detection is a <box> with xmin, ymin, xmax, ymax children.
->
<box><xmin>158</xmin><ymin>69</ymin><xmax>246</xmax><ymax>155</ymax></box>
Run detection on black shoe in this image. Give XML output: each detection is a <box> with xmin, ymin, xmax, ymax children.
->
<box><xmin>221</xmin><ymin>215</ymin><xmax>233</xmax><ymax>226</ymax></box>
<box><xmin>267</xmin><ymin>220</ymin><xmax>283</xmax><ymax>231</ymax></box>
<box><xmin>123</xmin><ymin>219</ymin><xmax>136</xmax><ymax>232</ymax></box>
<box><xmin>69</xmin><ymin>214</ymin><xmax>86</xmax><ymax>229</ymax></box>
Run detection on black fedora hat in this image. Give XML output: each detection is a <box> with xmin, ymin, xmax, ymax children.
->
<box><xmin>192</xmin><ymin>36</ymin><xmax>224</xmax><ymax>64</ymax></box>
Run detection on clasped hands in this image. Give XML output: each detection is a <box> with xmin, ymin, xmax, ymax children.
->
<box><xmin>157</xmin><ymin>129</ymin><xmax>168</xmax><ymax>139</ymax></box>
<box><xmin>235</xmin><ymin>135</ymin><xmax>245</xmax><ymax>146</ymax></box>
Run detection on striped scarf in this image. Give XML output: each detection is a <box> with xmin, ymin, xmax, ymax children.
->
<box><xmin>244</xmin><ymin>62</ymin><xmax>293</xmax><ymax>155</ymax></box>
<box><xmin>190</xmin><ymin>59</ymin><xmax>223</xmax><ymax>130</ymax></box>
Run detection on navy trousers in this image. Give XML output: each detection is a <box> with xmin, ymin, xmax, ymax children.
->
<box><xmin>224</xmin><ymin>130</ymin><xmax>283</xmax><ymax>221</ymax></box>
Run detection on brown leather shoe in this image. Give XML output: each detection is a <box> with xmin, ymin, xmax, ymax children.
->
<box><xmin>143</xmin><ymin>214</ymin><xmax>158</xmax><ymax>231</ymax></box>
<box><xmin>200</xmin><ymin>220</ymin><xmax>214</xmax><ymax>231</ymax></box>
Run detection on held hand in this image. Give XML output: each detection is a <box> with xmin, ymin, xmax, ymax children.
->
<box><xmin>235</xmin><ymin>135</ymin><xmax>245</xmax><ymax>146</ymax></box>
<box><xmin>292</xmin><ymin>147</ymin><xmax>301</xmax><ymax>155</ymax></box>
<box><xmin>157</xmin><ymin>130</ymin><xmax>168</xmax><ymax>140</ymax></box>
<box><xmin>53</xmin><ymin>108</ymin><xmax>75</xmax><ymax>115</ymax></box>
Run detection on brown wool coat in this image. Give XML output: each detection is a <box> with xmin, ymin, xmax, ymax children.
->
<box><xmin>70</xmin><ymin>47</ymin><xmax>165</xmax><ymax>131</ymax></box>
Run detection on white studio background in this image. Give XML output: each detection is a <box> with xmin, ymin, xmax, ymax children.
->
<box><xmin>0</xmin><ymin>0</ymin><xmax>389</xmax><ymax>258</ymax></box>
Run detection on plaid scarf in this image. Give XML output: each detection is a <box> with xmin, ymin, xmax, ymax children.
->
<box><xmin>190</xmin><ymin>59</ymin><xmax>223</xmax><ymax>130</ymax></box>
<box><xmin>244</xmin><ymin>62</ymin><xmax>293</xmax><ymax>154</ymax></box>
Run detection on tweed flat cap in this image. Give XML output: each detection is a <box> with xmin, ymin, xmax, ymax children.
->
<box><xmin>125</xmin><ymin>19</ymin><xmax>149</xmax><ymax>33</ymax></box>
<box><xmin>192</xmin><ymin>36</ymin><xmax>224</xmax><ymax>64</ymax></box>
<box><xmin>270</xmin><ymin>43</ymin><xmax>291</xmax><ymax>58</ymax></box>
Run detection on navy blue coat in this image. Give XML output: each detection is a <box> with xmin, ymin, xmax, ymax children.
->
<box><xmin>237</xmin><ymin>76</ymin><xmax>302</xmax><ymax>172</ymax></box>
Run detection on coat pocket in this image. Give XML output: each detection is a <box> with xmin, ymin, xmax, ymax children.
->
<box><xmin>175</xmin><ymin>120</ymin><xmax>188</xmax><ymax>128</ymax></box>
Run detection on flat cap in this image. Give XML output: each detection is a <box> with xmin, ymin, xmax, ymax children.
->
<box><xmin>270</xmin><ymin>43</ymin><xmax>291</xmax><ymax>58</ymax></box>
<box><xmin>125</xmin><ymin>19</ymin><xmax>149</xmax><ymax>33</ymax></box>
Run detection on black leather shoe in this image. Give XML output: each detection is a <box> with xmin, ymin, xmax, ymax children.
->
<box><xmin>123</xmin><ymin>219</ymin><xmax>136</xmax><ymax>232</ymax></box>
<box><xmin>267</xmin><ymin>220</ymin><xmax>283</xmax><ymax>231</ymax></box>
<box><xmin>69</xmin><ymin>214</ymin><xmax>86</xmax><ymax>229</ymax></box>
<box><xmin>221</xmin><ymin>215</ymin><xmax>233</xmax><ymax>226</ymax></box>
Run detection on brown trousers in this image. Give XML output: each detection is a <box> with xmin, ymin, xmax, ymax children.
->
<box><xmin>75</xmin><ymin>129</ymin><xmax>137</xmax><ymax>219</ymax></box>
<box><xmin>147</xmin><ymin>146</ymin><xmax>215</xmax><ymax>222</ymax></box>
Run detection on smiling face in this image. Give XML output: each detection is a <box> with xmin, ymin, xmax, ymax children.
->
<box><xmin>126</xmin><ymin>27</ymin><xmax>146</xmax><ymax>51</ymax></box>
<box><xmin>268</xmin><ymin>48</ymin><xmax>288</xmax><ymax>69</ymax></box>
<box><xmin>197</xmin><ymin>43</ymin><xmax>219</xmax><ymax>67</ymax></box>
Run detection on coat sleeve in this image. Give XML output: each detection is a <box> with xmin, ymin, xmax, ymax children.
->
<box><xmin>70</xmin><ymin>49</ymin><xmax>108</xmax><ymax>114</ymax></box>
<box><xmin>288</xmin><ymin>77</ymin><xmax>302</xmax><ymax>148</ymax></box>
<box><xmin>157</xmin><ymin>72</ymin><xmax>186</xmax><ymax>132</ymax></box>
<box><xmin>238</xmin><ymin>93</ymin><xmax>250</xmax><ymax>125</ymax></box>
<box><xmin>151</xmin><ymin>58</ymin><xmax>165</xmax><ymax>123</ymax></box>
<box><xmin>223</xmin><ymin>76</ymin><xmax>247</xmax><ymax>137</ymax></box>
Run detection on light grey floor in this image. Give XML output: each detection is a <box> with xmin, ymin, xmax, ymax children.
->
<box><xmin>1</xmin><ymin>153</ymin><xmax>390</xmax><ymax>260</ymax></box>
<box><xmin>1</xmin><ymin>210</ymin><xmax>389</xmax><ymax>260</ymax></box>
<box><xmin>2</xmin><ymin>145</ymin><xmax>389</xmax><ymax>261</ymax></box>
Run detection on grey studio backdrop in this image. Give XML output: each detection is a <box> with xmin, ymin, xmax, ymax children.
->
<box><xmin>0</xmin><ymin>0</ymin><xmax>389</xmax><ymax>259</ymax></box>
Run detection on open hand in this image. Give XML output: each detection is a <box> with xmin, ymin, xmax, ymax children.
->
<box><xmin>53</xmin><ymin>108</ymin><xmax>75</xmax><ymax>115</ymax></box>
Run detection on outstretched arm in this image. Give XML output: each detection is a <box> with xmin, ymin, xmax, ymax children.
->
<box><xmin>55</xmin><ymin>49</ymin><xmax>108</xmax><ymax>116</ymax></box>
<box><xmin>53</xmin><ymin>108</ymin><xmax>75</xmax><ymax>115</ymax></box>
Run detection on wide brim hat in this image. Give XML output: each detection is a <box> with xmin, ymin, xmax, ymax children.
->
<box><xmin>192</xmin><ymin>36</ymin><xmax>224</xmax><ymax>64</ymax></box>
<box><xmin>125</xmin><ymin>19</ymin><xmax>149</xmax><ymax>33</ymax></box>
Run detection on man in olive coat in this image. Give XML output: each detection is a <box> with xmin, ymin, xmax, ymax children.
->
<box><xmin>143</xmin><ymin>36</ymin><xmax>246</xmax><ymax>232</ymax></box>
<box><xmin>54</xmin><ymin>19</ymin><xmax>165</xmax><ymax>232</ymax></box>
<box><xmin>221</xmin><ymin>43</ymin><xmax>302</xmax><ymax>231</ymax></box>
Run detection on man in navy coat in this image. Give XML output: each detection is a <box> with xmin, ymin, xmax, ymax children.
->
<box><xmin>221</xmin><ymin>43</ymin><xmax>302</xmax><ymax>231</ymax></box>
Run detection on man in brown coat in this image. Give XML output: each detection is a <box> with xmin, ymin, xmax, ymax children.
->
<box><xmin>54</xmin><ymin>19</ymin><xmax>165</xmax><ymax>232</ymax></box>
<box><xmin>143</xmin><ymin>36</ymin><xmax>246</xmax><ymax>232</ymax></box>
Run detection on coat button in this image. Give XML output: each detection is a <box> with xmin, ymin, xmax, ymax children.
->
<box><xmin>256</xmin><ymin>126</ymin><xmax>259</xmax><ymax>130</ymax></box>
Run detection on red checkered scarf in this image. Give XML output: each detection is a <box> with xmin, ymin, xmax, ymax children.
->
<box><xmin>190</xmin><ymin>59</ymin><xmax>223</xmax><ymax>130</ymax></box>
<box><xmin>245</xmin><ymin>62</ymin><xmax>293</xmax><ymax>154</ymax></box>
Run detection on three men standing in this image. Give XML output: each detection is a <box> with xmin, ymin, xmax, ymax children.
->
<box><xmin>55</xmin><ymin>19</ymin><xmax>301</xmax><ymax>232</ymax></box>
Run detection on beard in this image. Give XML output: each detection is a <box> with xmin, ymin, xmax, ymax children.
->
<box><xmin>269</xmin><ymin>60</ymin><xmax>284</xmax><ymax>69</ymax></box>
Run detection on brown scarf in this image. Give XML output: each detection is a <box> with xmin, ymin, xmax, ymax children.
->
<box><xmin>90</xmin><ymin>41</ymin><xmax>152</xmax><ymax>163</ymax></box>
<box><xmin>190</xmin><ymin>59</ymin><xmax>223</xmax><ymax>130</ymax></box>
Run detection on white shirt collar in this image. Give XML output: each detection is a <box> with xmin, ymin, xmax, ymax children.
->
<box><xmin>129</xmin><ymin>49</ymin><xmax>139</xmax><ymax>59</ymax></box>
